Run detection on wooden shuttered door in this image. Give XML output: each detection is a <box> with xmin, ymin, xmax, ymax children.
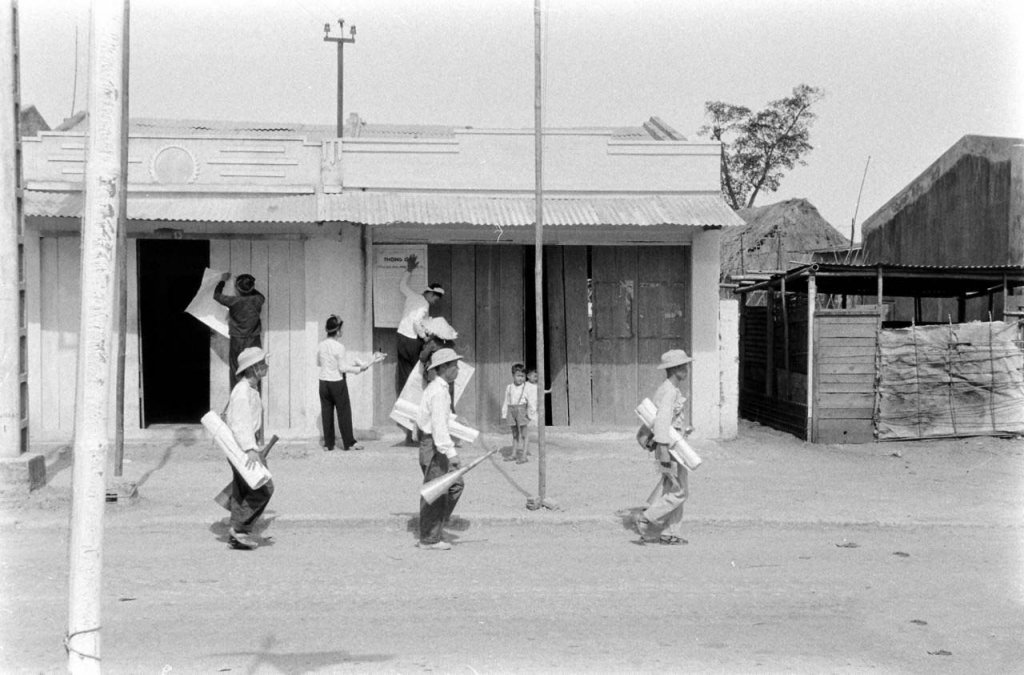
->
<box><xmin>371</xmin><ymin>243</ymin><xmax>692</xmax><ymax>432</ymax></box>
<box><xmin>209</xmin><ymin>240</ymin><xmax>307</xmax><ymax>431</ymax></box>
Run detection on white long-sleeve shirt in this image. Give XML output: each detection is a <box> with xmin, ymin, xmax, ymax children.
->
<box><xmin>417</xmin><ymin>377</ymin><xmax>457</xmax><ymax>458</ymax></box>
<box><xmin>316</xmin><ymin>337</ymin><xmax>364</xmax><ymax>380</ymax></box>
<box><xmin>226</xmin><ymin>379</ymin><xmax>263</xmax><ymax>452</ymax></box>
<box><xmin>651</xmin><ymin>378</ymin><xmax>686</xmax><ymax>444</ymax></box>
<box><xmin>396</xmin><ymin>271</ymin><xmax>429</xmax><ymax>339</ymax></box>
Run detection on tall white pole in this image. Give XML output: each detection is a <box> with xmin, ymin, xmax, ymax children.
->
<box><xmin>66</xmin><ymin>1</ymin><xmax>127</xmax><ymax>671</ymax></box>
<box><xmin>0</xmin><ymin>1</ymin><xmax>21</xmax><ymax>459</ymax></box>
<box><xmin>533</xmin><ymin>0</ymin><xmax>547</xmax><ymax>503</ymax></box>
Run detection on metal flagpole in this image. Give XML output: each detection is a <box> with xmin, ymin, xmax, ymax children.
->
<box><xmin>531</xmin><ymin>0</ymin><xmax>550</xmax><ymax>509</ymax></box>
<box><xmin>66</xmin><ymin>0</ymin><xmax>128</xmax><ymax>670</ymax></box>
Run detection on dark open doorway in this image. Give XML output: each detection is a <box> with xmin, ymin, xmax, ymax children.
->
<box><xmin>138</xmin><ymin>239</ymin><xmax>210</xmax><ymax>425</ymax></box>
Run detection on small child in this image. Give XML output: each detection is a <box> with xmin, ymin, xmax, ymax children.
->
<box><xmin>501</xmin><ymin>362</ymin><xmax>537</xmax><ymax>464</ymax></box>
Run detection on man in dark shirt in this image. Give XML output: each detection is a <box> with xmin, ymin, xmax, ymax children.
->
<box><xmin>214</xmin><ymin>272</ymin><xmax>265</xmax><ymax>389</ymax></box>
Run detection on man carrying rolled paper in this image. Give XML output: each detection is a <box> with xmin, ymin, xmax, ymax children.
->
<box><xmin>635</xmin><ymin>349</ymin><xmax>693</xmax><ymax>546</ymax></box>
<box><xmin>225</xmin><ymin>347</ymin><xmax>274</xmax><ymax>550</ymax></box>
<box><xmin>416</xmin><ymin>348</ymin><xmax>465</xmax><ymax>551</ymax></box>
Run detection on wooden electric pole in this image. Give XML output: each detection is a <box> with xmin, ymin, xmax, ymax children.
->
<box><xmin>532</xmin><ymin>0</ymin><xmax>551</xmax><ymax>509</ymax></box>
<box><xmin>323</xmin><ymin>19</ymin><xmax>355</xmax><ymax>137</ymax></box>
<box><xmin>0</xmin><ymin>1</ymin><xmax>23</xmax><ymax>461</ymax></box>
<box><xmin>66</xmin><ymin>0</ymin><xmax>129</xmax><ymax>670</ymax></box>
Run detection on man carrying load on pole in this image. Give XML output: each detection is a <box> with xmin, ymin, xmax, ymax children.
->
<box><xmin>224</xmin><ymin>347</ymin><xmax>274</xmax><ymax>550</ymax></box>
<box><xmin>635</xmin><ymin>349</ymin><xmax>693</xmax><ymax>546</ymax></box>
<box><xmin>416</xmin><ymin>348</ymin><xmax>464</xmax><ymax>551</ymax></box>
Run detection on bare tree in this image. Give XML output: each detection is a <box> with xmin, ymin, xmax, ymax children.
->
<box><xmin>699</xmin><ymin>84</ymin><xmax>825</xmax><ymax>210</ymax></box>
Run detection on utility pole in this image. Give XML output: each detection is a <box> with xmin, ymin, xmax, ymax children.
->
<box><xmin>531</xmin><ymin>0</ymin><xmax>553</xmax><ymax>511</ymax></box>
<box><xmin>0</xmin><ymin>0</ymin><xmax>24</xmax><ymax>462</ymax></box>
<box><xmin>323</xmin><ymin>19</ymin><xmax>355</xmax><ymax>137</ymax></box>
<box><xmin>66</xmin><ymin>0</ymin><xmax>128</xmax><ymax>670</ymax></box>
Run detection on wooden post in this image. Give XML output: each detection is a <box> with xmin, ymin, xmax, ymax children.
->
<box><xmin>113</xmin><ymin>0</ymin><xmax>129</xmax><ymax>476</ymax></box>
<box><xmin>66</xmin><ymin>1</ymin><xmax>127</xmax><ymax>670</ymax></box>
<box><xmin>532</xmin><ymin>0</ymin><xmax>547</xmax><ymax>507</ymax></box>
<box><xmin>806</xmin><ymin>273</ymin><xmax>816</xmax><ymax>441</ymax></box>
<box><xmin>781</xmin><ymin>276</ymin><xmax>790</xmax><ymax>373</ymax></box>
<box><xmin>0</xmin><ymin>1</ymin><xmax>21</xmax><ymax>459</ymax></box>
<box><xmin>876</xmin><ymin>267</ymin><xmax>883</xmax><ymax>311</ymax></box>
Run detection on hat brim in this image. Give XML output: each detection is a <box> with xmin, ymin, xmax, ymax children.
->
<box><xmin>429</xmin><ymin>355</ymin><xmax>462</xmax><ymax>370</ymax></box>
<box><xmin>236</xmin><ymin>354</ymin><xmax>269</xmax><ymax>375</ymax></box>
<box><xmin>658</xmin><ymin>357</ymin><xmax>692</xmax><ymax>369</ymax></box>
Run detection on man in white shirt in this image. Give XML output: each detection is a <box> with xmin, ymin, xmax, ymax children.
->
<box><xmin>395</xmin><ymin>254</ymin><xmax>444</xmax><ymax>443</ymax></box>
<box><xmin>225</xmin><ymin>346</ymin><xmax>273</xmax><ymax>550</ymax></box>
<box><xmin>317</xmin><ymin>315</ymin><xmax>370</xmax><ymax>451</ymax></box>
<box><xmin>634</xmin><ymin>349</ymin><xmax>692</xmax><ymax>546</ymax></box>
<box><xmin>416</xmin><ymin>347</ymin><xmax>464</xmax><ymax>550</ymax></box>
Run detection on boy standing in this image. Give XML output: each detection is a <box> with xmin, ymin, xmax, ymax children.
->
<box><xmin>635</xmin><ymin>349</ymin><xmax>692</xmax><ymax>546</ymax></box>
<box><xmin>501</xmin><ymin>362</ymin><xmax>537</xmax><ymax>463</ymax></box>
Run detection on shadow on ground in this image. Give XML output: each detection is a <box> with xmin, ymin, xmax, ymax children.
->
<box><xmin>210</xmin><ymin>633</ymin><xmax>392</xmax><ymax>673</ymax></box>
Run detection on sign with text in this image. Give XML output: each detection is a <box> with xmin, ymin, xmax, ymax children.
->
<box><xmin>373</xmin><ymin>245</ymin><xmax>428</xmax><ymax>328</ymax></box>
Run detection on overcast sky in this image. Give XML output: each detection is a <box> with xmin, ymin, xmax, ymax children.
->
<box><xmin>17</xmin><ymin>0</ymin><xmax>1024</xmax><ymax>241</ymax></box>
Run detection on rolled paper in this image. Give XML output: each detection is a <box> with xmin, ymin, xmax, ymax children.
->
<box><xmin>390</xmin><ymin>397</ymin><xmax>478</xmax><ymax>444</ymax></box>
<box><xmin>201</xmin><ymin>411</ymin><xmax>272</xmax><ymax>489</ymax></box>
<box><xmin>635</xmin><ymin>398</ymin><xmax>702</xmax><ymax>470</ymax></box>
<box><xmin>390</xmin><ymin>398</ymin><xmax>419</xmax><ymax>432</ymax></box>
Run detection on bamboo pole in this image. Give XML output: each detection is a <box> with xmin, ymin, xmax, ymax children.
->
<box><xmin>533</xmin><ymin>0</ymin><xmax>547</xmax><ymax>505</ymax></box>
<box><xmin>0</xmin><ymin>1</ymin><xmax>21</xmax><ymax>459</ymax></box>
<box><xmin>66</xmin><ymin>1</ymin><xmax>128</xmax><ymax>670</ymax></box>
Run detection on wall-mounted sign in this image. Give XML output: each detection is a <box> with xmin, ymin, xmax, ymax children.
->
<box><xmin>373</xmin><ymin>244</ymin><xmax>428</xmax><ymax>328</ymax></box>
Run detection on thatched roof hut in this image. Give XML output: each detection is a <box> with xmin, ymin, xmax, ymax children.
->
<box><xmin>722</xmin><ymin>198</ymin><xmax>849</xmax><ymax>282</ymax></box>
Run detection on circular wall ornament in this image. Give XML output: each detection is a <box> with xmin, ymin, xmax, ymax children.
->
<box><xmin>150</xmin><ymin>145</ymin><xmax>198</xmax><ymax>184</ymax></box>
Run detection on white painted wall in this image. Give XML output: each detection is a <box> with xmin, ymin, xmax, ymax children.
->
<box><xmin>689</xmin><ymin>228</ymin><xmax>722</xmax><ymax>439</ymax></box>
<box><xmin>342</xmin><ymin>130</ymin><xmax>721</xmax><ymax>193</ymax></box>
<box><xmin>718</xmin><ymin>298</ymin><xmax>739</xmax><ymax>440</ymax></box>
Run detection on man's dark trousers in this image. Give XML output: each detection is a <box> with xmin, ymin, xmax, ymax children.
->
<box><xmin>319</xmin><ymin>377</ymin><xmax>356</xmax><ymax>450</ymax></box>
<box><xmin>418</xmin><ymin>435</ymin><xmax>463</xmax><ymax>544</ymax></box>
<box><xmin>229</xmin><ymin>464</ymin><xmax>274</xmax><ymax>534</ymax></box>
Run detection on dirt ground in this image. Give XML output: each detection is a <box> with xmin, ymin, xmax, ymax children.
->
<box><xmin>1</xmin><ymin>421</ymin><xmax>1023</xmax><ymax>673</ymax></box>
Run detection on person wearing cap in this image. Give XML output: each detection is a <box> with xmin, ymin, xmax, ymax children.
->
<box><xmin>396</xmin><ymin>255</ymin><xmax>444</xmax><ymax>443</ymax></box>
<box><xmin>634</xmin><ymin>349</ymin><xmax>693</xmax><ymax>546</ymax></box>
<box><xmin>418</xmin><ymin>316</ymin><xmax>460</xmax><ymax>417</ymax></box>
<box><xmin>224</xmin><ymin>346</ymin><xmax>274</xmax><ymax>550</ymax></box>
<box><xmin>415</xmin><ymin>347</ymin><xmax>464</xmax><ymax>550</ymax></box>
<box><xmin>317</xmin><ymin>315</ymin><xmax>371</xmax><ymax>452</ymax></box>
<box><xmin>214</xmin><ymin>272</ymin><xmax>266</xmax><ymax>389</ymax></box>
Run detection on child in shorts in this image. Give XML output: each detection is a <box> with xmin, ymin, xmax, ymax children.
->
<box><xmin>501</xmin><ymin>362</ymin><xmax>537</xmax><ymax>463</ymax></box>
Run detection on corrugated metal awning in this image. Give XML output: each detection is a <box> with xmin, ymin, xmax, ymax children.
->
<box><xmin>320</xmin><ymin>192</ymin><xmax>744</xmax><ymax>228</ymax></box>
<box><xmin>23</xmin><ymin>190</ymin><xmax>316</xmax><ymax>223</ymax></box>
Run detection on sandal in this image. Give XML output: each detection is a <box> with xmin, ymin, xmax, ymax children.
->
<box><xmin>659</xmin><ymin>535</ymin><xmax>687</xmax><ymax>546</ymax></box>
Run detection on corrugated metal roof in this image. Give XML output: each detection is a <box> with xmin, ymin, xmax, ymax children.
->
<box><xmin>320</xmin><ymin>192</ymin><xmax>744</xmax><ymax>228</ymax></box>
<box><xmin>24</xmin><ymin>190</ymin><xmax>315</xmax><ymax>223</ymax></box>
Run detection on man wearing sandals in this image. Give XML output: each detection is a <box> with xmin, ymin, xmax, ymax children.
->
<box><xmin>635</xmin><ymin>349</ymin><xmax>692</xmax><ymax>546</ymax></box>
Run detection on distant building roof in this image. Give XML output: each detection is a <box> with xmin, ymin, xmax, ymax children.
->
<box><xmin>721</xmin><ymin>198</ymin><xmax>849</xmax><ymax>279</ymax></box>
<box><xmin>320</xmin><ymin>192</ymin><xmax>741</xmax><ymax>228</ymax></box>
<box><xmin>737</xmin><ymin>262</ymin><xmax>1024</xmax><ymax>298</ymax></box>
<box><xmin>23</xmin><ymin>190</ymin><xmax>314</xmax><ymax>223</ymax></box>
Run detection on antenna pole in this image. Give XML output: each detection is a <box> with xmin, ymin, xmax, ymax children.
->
<box><xmin>847</xmin><ymin>156</ymin><xmax>871</xmax><ymax>262</ymax></box>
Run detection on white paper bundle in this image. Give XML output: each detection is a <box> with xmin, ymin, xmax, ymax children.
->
<box><xmin>635</xmin><ymin>398</ymin><xmax>702</xmax><ymax>470</ymax></box>
<box><xmin>201</xmin><ymin>411</ymin><xmax>272</xmax><ymax>489</ymax></box>
<box><xmin>389</xmin><ymin>398</ymin><xmax>478</xmax><ymax>444</ymax></box>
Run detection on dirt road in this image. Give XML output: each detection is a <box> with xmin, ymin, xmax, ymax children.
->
<box><xmin>2</xmin><ymin>423</ymin><xmax>1023</xmax><ymax>672</ymax></box>
<box><xmin>3</xmin><ymin>515</ymin><xmax>1021</xmax><ymax>673</ymax></box>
